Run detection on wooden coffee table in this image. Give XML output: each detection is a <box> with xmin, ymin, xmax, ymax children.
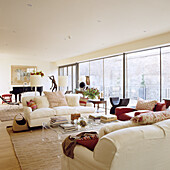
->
<box><xmin>88</xmin><ymin>100</ymin><xmax>107</xmax><ymax>115</ymax></box>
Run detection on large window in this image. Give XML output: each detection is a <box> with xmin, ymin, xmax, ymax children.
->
<box><xmin>58</xmin><ymin>44</ymin><xmax>170</xmax><ymax>108</ymax></box>
<box><xmin>125</xmin><ymin>49</ymin><xmax>160</xmax><ymax>105</ymax></box>
<box><xmin>90</xmin><ymin>60</ymin><xmax>103</xmax><ymax>92</ymax></box>
<box><xmin>104</xmin><ymin>55</ymin><xmax>123</xmax><ymax>99</ymax></box>
<box><xmin>162</xmin><ymin>47</ymin><xmax>170</xmax><ymax>100</ymax></box>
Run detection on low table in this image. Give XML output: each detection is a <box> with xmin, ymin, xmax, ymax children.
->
<box><xmin>88</xmin><ymin>100</ymin><xmax>107</xmax><ymax>115</ymax></box>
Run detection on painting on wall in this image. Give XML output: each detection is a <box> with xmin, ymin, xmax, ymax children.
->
<box><xmin>11</xmin><ymin>65</ymin><xmax>37</xmax><ymax>85</ymax></box>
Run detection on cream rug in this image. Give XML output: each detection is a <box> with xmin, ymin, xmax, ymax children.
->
<box><xmin>7</xmin><ymin>127</ymin><xmax>66</xmax><ymax>170</ymax></box>
<box><xmin>0</xmin><ymin>105</ymin><xmax>23</xmax><ymax>122</ymax></box>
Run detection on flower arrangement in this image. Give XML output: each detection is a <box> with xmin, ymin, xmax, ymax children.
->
<box><xmin>83</xmin><ymin>88</ymin><xmax>100</xmax><ymax>99</ymax></box>
<box><xmin>30</xmin><ymin>71</ymin><xmax>44</xmax><ymax>77</ymax></box>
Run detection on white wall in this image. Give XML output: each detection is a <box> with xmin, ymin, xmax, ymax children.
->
<box><xmin>0</xmin><ymin>57</ymin><xmax>58</xmax><ymax>96</ymax></box>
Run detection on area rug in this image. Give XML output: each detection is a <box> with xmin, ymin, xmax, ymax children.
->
<box><xmin>0</xmin><ymin>105</ymin><xmax>23</xmax><ymax>122</ymax></box>
<box><xmin>7</xmin><ymin>127</ymin><xmax>67</xmax><ymax>170</ymax></box>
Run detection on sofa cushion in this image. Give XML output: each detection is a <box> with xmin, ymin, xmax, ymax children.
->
<box><xmin>53</xmin><ymin>106</ymin><xmax>79</xmax><ymax>115</ymax></box>
<box><xmin>75</xmin><ymin>106</ymin><xmax>95</xmax><ymax>113</ymax></box>
<box><xmin>34</xmin><ymin>96</ymin><xmax>49</xmax><ymax>108</ymax></box>
<box><xmin>65</xmin><ymin>94</ymin><xmax>80</xmax><ymax>106</ymax></box>
<box><xmin>44</xmin><ymin>91</ymin><xmax>68</xmax><ymax>108</ymax></box>
<box><xmin>131</xmin><ymin>110</ymin><xmax>170</xmax><ymax>125</ymax></box>
<box><xmin>154</xmin><ymin>102</ymin><xmax>166</xmax><ymax>111</ymax></box>
<box><xmin>136</xmin><ymin>98</ymin><xmax>157</xmax><ymax>111</ymax></box>
<box><xmin>29</xmin><ymin>108</ymin><xmax>56</xmax><ymax>119</ymax></box>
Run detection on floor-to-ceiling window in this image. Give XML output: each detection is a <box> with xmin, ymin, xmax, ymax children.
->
<box><xmin>125</xmin><ymin>49</ymin><xmax>160</xmax><ymax>105</ymax></box>
<box><xmin>161</xmin><ymin>46</ymin><xmax>170</xmax><ymax>100</ymax></box>
<box><xmin>104</xmin><ymin>55</ymin><xmax>123</xmax><ymax>99</ymax></box>
<box><xmin>90</xmin><ymin>59</ymin><xmax>103</xmax><ymax>92</ymax></box>
<box><xmin>58</xmin><ymin>44</ymin><xmax>170</xmax><ymax>109</ymax></box>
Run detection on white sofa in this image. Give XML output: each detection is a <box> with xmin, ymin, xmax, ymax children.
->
<box><xmin>61</xmin><ymin>119</ymin><xmax>170</xmax><ymax>170</ymax></box>
<box><xmin>22</xmin><ymin>94</ymin><xmax>95</xmax><ymax>127</ymax></box>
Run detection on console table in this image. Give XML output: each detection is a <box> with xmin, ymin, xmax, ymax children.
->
<box><xmin>88</xmin><ymin>100</ymin><xmax>107</xmax><ymax>115</ymax></box>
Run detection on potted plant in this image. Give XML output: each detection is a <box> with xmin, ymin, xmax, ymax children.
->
<box><xmin>83</xmin><ymin>88</ymin><xmax>100</xmax><ymax>99</ymax></box>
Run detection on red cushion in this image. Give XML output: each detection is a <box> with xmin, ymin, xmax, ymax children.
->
<box><xmin>77</xmin><ymin>136</ymin><xmax>98</xmax><ymax>151</ymax></box>
<box><xmin>154</xmin><ymin>102</ymin><xmax>166</xmax><ymax>111</ymax></box>
<box><xmin>118</xmin><ymin>112</ymin><xmax>134</xmax><ymax>121</ymax></box>
<box><xmin>115</xmin><ymin>107</ymin><xmax>136</xmax><ymax>117</ymax></box>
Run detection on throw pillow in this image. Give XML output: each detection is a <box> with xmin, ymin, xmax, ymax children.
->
<box><xmin>76</xmin><ymin>134</ymin><xmax>99</xmax><ymax>151</ymax></box>
<box><xmin>79</xmin><ymin>97</ymin><xmax>88</xmax><ymax>106</ymax></box>
<box><xmin>43</xmin><ymin>91</ymin><xmax>68</xmax><ymax>108</ymax></box>
<box><xmin>136</xmin><ymin>98</ymin><xmax>157</xmax><ymax>111</ymax></box>
<box><xmin>65</xmin><ymin>94</ymin><xmax>81</xmax><ymax>106</ymax></box>
<box><xmin>34</xmin><ymin>96</ymin><xmax>49</xmax><ymax>108</ymax></box>
<box><xmin>131</xmin><ymin>110</ymin><xmax>170</xmax><ymax>125</ymax></box>
<box><xmin>27</xmin><ymin>100</ymin><xmax>37</xmax><ymax>111</ymax></box>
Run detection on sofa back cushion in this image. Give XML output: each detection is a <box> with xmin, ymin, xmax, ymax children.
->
<box><xmin>136</xmin><ymin>98</ymin><xmax>157</xmax><ymax>111</ymax></box>
<box><xmin>44</xmin><ymin>91</ymin><xmax>68</xmax><ymax>108</ymax></box>
<box><xmin>34</xmin><ymin>96</ymin><xmax>49</xmax><ymax>108</ymax></box>
<box><xmin>65</xmin><ymin>94</ymin><xmax>81</xmax><ymax>107</ymax></box>
<box><xmin>22</xmin><ymin>96</ymin><xmax>35</xmax><ymax>106</ymax></box>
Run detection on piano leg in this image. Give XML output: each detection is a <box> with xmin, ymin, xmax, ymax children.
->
<box><xmin>19</xmin><ymin>94</ymin><xmax>21</xmax><ymax>103</ymax></box>
<box><xmin>15</xmin><ymin>94</ymin><xmax>17</xmax><ymax>102</ymax></box>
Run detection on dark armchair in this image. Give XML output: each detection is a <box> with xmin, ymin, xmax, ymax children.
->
<box><xmin>110</xmin><ymin>97</ymin><xmax>130</xmax><ymax>114</ymax></box>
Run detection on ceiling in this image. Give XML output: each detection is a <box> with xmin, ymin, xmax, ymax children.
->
<box><xmin>0</xmin><ymin>0</ymin><xmax>170</xmax><ymax>62</ymax></box>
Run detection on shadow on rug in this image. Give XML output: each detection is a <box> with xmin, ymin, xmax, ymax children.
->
<box><xmin>7</xmin><ymin>127</ymin><xmax>64</xmax><ymax>170</ymax></box>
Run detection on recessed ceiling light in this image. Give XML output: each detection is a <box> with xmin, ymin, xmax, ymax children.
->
<box><xmin>27</xmin><ymin>4</ymin><xmax>32</xmax><ymax>7</ymax></box>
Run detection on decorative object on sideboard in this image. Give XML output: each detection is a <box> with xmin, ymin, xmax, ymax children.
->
<box><xmin>58</xmin><ymin>76</ymin><xmax>68</xmax><ymax>92</ymax></box>
<box><xmin>79</xmin><ymin>82</ymin><xmax>86</xmax><ymax>90</ymax></box>
<box><xmin>48</xmin><ymin>75</ymin><xmax>57</xmax><ymax>92</ymax></box>
<box><xmin>86</xmin><ymin>76</ymin><xmax>90</xmax><ymax>85</ymax></box>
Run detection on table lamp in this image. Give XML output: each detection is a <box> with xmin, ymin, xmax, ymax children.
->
<box><xmin>30</xmin><ymin>75</ymin><xmax>42</xmax><ymax>96</ymax></box>
<box><xmin>58</xmin><ymin>76</ymin><xmax>68</xmax><ymax>92</ymax></box>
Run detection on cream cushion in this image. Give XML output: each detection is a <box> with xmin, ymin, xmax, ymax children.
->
<box><xmin>53</xmin><ymin>106</ymin><xmax>79</xmax><ymax>115</ymax></box>
<box><xmin>34</xmin><ymin>96</ymin><xmax>49</xmax><ymax>108</ymax></box>
<box><xmin>136</xmin><ymin>98</ymin><xmax>157</xmax><ymax>110</ymax></box>
<box><xmin>65</xmin><ymin>94</ymin><xmax>80</xmax><ymax>106</ymax></box>
<box><xmin>76</xmin><ymin>106</ymin><xmax>95</xmax><ymax>113</ymax></box>
<box><xmin>44</xmin><ymin>91</ymin><xmax>68</xmax><ymax>108</ymax></box>
<box><xmin>29</xmin><ymin>108</ymin><xmax>56</xmax><ymax>119</ymax></box>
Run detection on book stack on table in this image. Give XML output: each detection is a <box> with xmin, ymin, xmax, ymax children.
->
<box><xmin>59</xmin><ymin>123</ymin><xmax>78</xmax><ymax>132</ymax></box>
<box><xmin>89</xmin><ymin>113</ymin><xmax>103</xmax><ymax>120</ymax></box>
<box><xmin>50</xmin><ymin>116</ymin><xmax>68</xmax><ymax>127</ymax></box>
<box><xmin>100</xmin><ymin>115</ymin><xmax>117</xmax><ymax>123</ymax></box>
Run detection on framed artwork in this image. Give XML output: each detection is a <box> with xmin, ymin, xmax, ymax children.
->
<box><xmin>11</xmin><ymin>65</ymin><xmax>37</xmax><ymax>85</ymax></box>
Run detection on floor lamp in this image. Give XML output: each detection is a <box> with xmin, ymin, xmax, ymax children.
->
<box><xmin>58</xmin><ymin>76</ymin><xmax>68</xmax><ymax>93</ymax></box>
<box><xmin>30</xmin><ymin>75</ymin><xmax>42</xmax><ymax>96</ymax></box>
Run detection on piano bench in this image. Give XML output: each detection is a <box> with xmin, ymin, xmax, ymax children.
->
<box><xmin>2</xmin><ymin>94</ymin><xmax>12</xmax><ymax>104</ymax></box>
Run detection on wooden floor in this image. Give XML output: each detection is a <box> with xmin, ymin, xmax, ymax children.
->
<box><xmin>0</xmin><ymin>120</ymin><xmax>20</xmax><ymax>170</ymax></box>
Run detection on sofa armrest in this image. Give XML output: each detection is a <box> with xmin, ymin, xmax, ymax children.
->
<box><xmin>23</xmin><ymin>106</ymin><xmax>32</xmax><ymax>120</ymax></box>
<box><xmin>74</xmin><ymin>145</ymin><xmax>108</xmax><ymax>169</ymax></box>
<box><xmin>86</xmin><ymin>102</ymin><xmax>93</xmax><ymax>107</ymax></box>
<box><xmin>115</xmin><ymin>107</ymin><xmax>136</xmax><ymax>117</ymax></box>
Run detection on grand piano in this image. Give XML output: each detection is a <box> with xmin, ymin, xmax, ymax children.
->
<box><xmin>10</xmin><ymin>86</ymin><xmax>43</xmax><ymax>102</ymax></box>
